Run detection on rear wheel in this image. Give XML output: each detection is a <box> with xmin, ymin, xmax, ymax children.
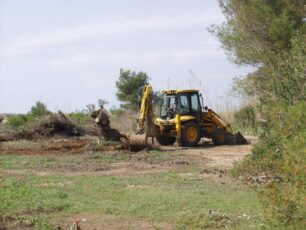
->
<box><xmin>181</xmin><ymin>121</ymin><xmax>201</xmax><ymax>147</ymax></box>
<box><xmin>212</xmin><ymin>128</ymin><xmax>226</xmax><ymax>145</ymax></box>
<box><xmin>156</xmin><ymin>136</ymin><xmax>176</xmax><ymax>146</ymax></box>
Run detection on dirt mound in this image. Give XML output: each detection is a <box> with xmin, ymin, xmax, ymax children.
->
<box><xmin>0</xmin><ymin>138</ymin><xmax>145</xmax><ymax>155</ymax></box>
<box><xmin>0</xmin><ymin>112</ymin><xmax>87</xmax><ymax>141</ymax></box>
<box><xmin>0</xmin><ymin>138</ymin><xmax>89</xmax><ymax>155</ymax></box>
<box><xmin>32</xmin><ymin>111</ymin><xmax>85</xmax><ymax>137</ymax></box>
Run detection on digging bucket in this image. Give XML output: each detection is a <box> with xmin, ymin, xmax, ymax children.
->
<box><xmin>225</xmin><ymin>132</ymin><xmax>248</xmax><ymax>145</ymax></box>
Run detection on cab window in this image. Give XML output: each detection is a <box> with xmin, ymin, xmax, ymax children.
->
<box><xmin>179</xmin><ymin>95</ymin><xmax>189</xmax><ymax>114</ymax></box>
<box><xmin>159</xmin><ymin>95</ymin><xmax>177</xmax><ymax>117</ymax></box>
<box><xmin>191</xmin><ymin>93</ymin><xmax>200</xmax><ymax>111</ymax></box>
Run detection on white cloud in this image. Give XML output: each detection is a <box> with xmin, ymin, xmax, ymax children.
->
<box><xmin>48</xmin><ymin>45</ymin><xmax>223</xmax><ymax>71</ymax></box>
<box><xmin>0</xmin><ymin>10</ymin><xmax>223</xmax><ymax>58</ymax></box>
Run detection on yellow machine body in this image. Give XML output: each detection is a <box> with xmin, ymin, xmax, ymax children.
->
<box><xmin>136</xmin><ymin>85</ymin><xmax>247</xmax><ymax>146</ymax></box>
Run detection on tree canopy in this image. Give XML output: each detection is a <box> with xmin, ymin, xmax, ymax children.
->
<box><xmin>213</xmin><ymin>0</ymin><xmax>305</xmax><ymax>66</ymax></box>
<box><xmin>115</xmin><ymin>68</ymin><xmax>150</xmax><ymax>111</ymax></box>
<box><xmin>214</xmin><ymin>0</ymin><xmax>306</xmax><ymax>226</ymax></box>
<box><xmin>213</xmin><ymin>0</ymin><xmax>305</xmax><ymax>105</ymax></box>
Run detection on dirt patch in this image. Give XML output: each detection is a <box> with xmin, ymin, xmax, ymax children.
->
<box><xmin>0</xmin><ymin>215</ymin><xmax>35</xmax><ymax>230</ymax></box>
<box><xmin>0</xmin><ymin>207</ymin><xmax>58</xmax><ymax>230</ymax></box>
<box><xmin>178</xmin><ymin>168</ymin><xmax>232</xmax><ymax>185</ymax></box>
<box><xmin>1</xmin><ymin>139</ymin><xmax>254</xmax><ymax>180</ymax></box>
<box><xmin>0</xmin><ymin>138</ymin><xmax>88</xmax><ymax>155</ymax></box>
<box><xmin>165</xmin><ymin>144</ymin><xmax>253</xmax><ymax>169</ymax></box>
<box><xmin>0</xmin><ymin>137</ymin><xmax>131</xmax><ymax>155</ymax></box>
<box><xmin>0</xmin><ymin>161</ymin><xmax>174</xmax><ymax>177</ymax></box>
<box><xmin>53</xmin><ymin>213</ymin><xmax>173</xmax><ymax>230</ymax></box>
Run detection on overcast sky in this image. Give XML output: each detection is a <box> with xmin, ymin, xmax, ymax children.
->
<box><xmin>0</xmin><ymin>0</ymin><xmax>250</xmax><ymax>113</ymax></box>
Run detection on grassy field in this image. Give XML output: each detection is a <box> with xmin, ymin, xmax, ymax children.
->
<box><xmin>0</xmin><ymin>138</ymin><xmax>264</xmax><ymax>229</ymax></box>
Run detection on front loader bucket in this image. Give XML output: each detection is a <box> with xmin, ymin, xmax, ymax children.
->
<box><xmin>225</xmin><ymin>132</ymin><xmax>248</xmax><ymax>145</ymax></box>
<box><xmin>234</xmin><ymin>132</ymin><xmax>248</xmax><ymax>144</ymax></box>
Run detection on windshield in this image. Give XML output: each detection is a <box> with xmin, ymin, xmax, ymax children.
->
<box><xmin>159</xmin><ymin>95</ymin><xmax>177</xmax><ymax>118</ymax></box>
<box><xmin>158</xmin><ymin>92</ymin><xmax>201</xmax><ymax>119</ymax></box>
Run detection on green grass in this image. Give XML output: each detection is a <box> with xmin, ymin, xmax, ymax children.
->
<box><xmin>0</xmin><ymin>152</ymin><xmax>264</xmax><ymax>229</ymax></box>
<box><xmin>0</xmin><ymin>150</ymin><xmax>178</xmax><ymax>170</ymax></box>
<box><xmin>0</xmin><ymin>153</ymin><xmax>82</xmax><ymax>170</ymax></box>
<box><xmin>1</xmin><ymin>173</ymin><xmax>259</xmax><ymax>214</ymax></box>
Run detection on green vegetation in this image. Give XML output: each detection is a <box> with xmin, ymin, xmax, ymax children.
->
<box><xmin>116</xmin><ymin>68</ymin><xmax>150</xmax><ymax>111</ymax></box>
<box><xmin>6</xmin><ymin>101</ymin><xmax>51</xmax><ymax>128</ymax></box>
<box><xmin>214</xmin><ymin>0</ymin><xmax>306</xmax><ymax>227</ymax></box>
<box><xmin>6</xmin><ymin>114</ymin><xmax>29</xmax><ymax>128</ymax></box>
<box><xmin>68</xmin><ymin>111</ymin><xmax>91</xmax><ymax>125</ymax></box>
<box><xmin>29</xmin><ymin>101</ymin><xmax>51</xmax><ymax>118</ymax></box>
<box><xmin>233</xmin><ymin>105</ymin><xmax>257</xmax><ymax>134</ymax></box>
<box><xmin>0</xmin><ymin>152</ymin><xmax>263</xmax><ymax>229</ymax></box>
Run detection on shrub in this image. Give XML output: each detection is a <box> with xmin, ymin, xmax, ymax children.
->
<box><xmin>68</xmin><ymin>112</ymin><xmax>91</xmax><ymax>125</ymax></box>
<box><xmin>6</xmin><ymin>101</ymin><xmax>51</xmax><ymax>128</ymax></box>
<box><xmin>7</xmin><ymin>115</ymin><xmax>29</xmax><ymax>128</ymax></box>
<box><xmin>0</xmin><ymin>115</ymin><xmax>4</xmax><ymax>123</ymax></box>
<box><xmin>233</xmin><ymin>105</ymin><xmax>256</xmax><ymax>129</ymax></box>
<box><xmin>29</xmin><ymin>101</ymin><xmax>51</xmax><ymax>118</ymax></box>
<box><xmin>232</xmin><ymin>102</ymin><xmax>306</xmax><ymax>227</ymax></box>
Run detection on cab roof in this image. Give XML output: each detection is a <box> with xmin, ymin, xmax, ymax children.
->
<box><xmin>162</xmin><ymin>89</ymin><xmax>199</xmax><ymax>95</ymax></box>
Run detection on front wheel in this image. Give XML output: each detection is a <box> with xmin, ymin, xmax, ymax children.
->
<box><xmin>181</xmin><ymin>121</ymin><xmax>201</xmax><ymax>147</ymax></box>
<box><xmin>212</xmin><ymin>128</ymin><xmax>226</xmax><ymax>145</ymax></box>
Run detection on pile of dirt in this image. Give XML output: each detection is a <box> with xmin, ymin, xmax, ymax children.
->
<box><xmin>0</xmin><ymin>137</ymin><xmax>156</xmax><ymax>156</ymax></box>
<box><xmin>0</xmin><ymin>112</ymin><xmax>87</xmax><ymax>142</ymax></box>
<box><xmin>32</xmin><ymin>111</ymin><xmax>85</xmax><ymax>137</ymax></box>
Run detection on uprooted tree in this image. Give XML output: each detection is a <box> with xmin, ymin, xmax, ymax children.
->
<box><xmin>213</xmin><ymin>0</ymin><xmax>305</xmax><ymax>227</ymax></box>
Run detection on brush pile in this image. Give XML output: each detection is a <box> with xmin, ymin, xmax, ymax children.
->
<box><xmin>0</xmin><ymin>111</ymin><xmax>87</xmax><ymax>141</ymax></box>
<box><xmin>32</xmin><ymin>111</ymin><xmax>85</xmax><ymax>137</ymax></box>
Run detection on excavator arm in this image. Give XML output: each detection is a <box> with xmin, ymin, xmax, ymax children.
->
<box><xmin>136</xmin><ymin>85</ymin><xmax>155</xmax><ymax>136</ymax></box>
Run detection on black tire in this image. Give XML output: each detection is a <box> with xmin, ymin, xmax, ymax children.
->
<box><xmin>212</xmin><ymin>128</ymin><xmax>226</xmax><ymax>145</ymax></box>
<box><xmin>156</xmin><ymin>136</ymin><xmax>176</xmax><ymax>146</ymax></box>
<box><xmin>181</xmin><ymin>121</ymin><xmax>201</xmax><ymax>147</ymax></box>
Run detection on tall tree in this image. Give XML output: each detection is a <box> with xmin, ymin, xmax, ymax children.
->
<box><xmin>116</xmin><ymin>68</ymin><xmax>149</xmax><ymax>111</ymax></box>
<box><xmin>213</xmin><ymin>0</ymin><xmax>305</xmax><ymax>65</ymax></box>
<box><xmin>213</xmin><ymin>0</ymin><xmax>306</xmax><ymax>226</ymax></box>
<box><xmin>212</xmin><ymin>0</ymin><xmax>306</xmax><ymax>105</ymax></box>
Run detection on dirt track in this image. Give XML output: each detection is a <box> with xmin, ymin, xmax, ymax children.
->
<box><xmin>0</xmin><ymin>137</ymin><xmax>254</xmax><ymax>177</ymax></box>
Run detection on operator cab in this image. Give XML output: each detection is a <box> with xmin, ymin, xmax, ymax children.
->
<box><xmin>158</xmin><ymin>90</ymin><xmax>202</xmax><ymax>120</ymax></box>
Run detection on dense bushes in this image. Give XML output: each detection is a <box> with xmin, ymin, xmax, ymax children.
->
<box><xmin>234</xmin><ymin>102</ymin><xmax>305</xmax><ymax>227</ymax></box>
<box><xmin>260</xmin><ymin>103</ymin><xmax>305</xmax><ymax>226</ymax></box>
<box><xmin>29</xmin><ymin>101</ymin><xmax>51</xmax><ymax>117</ymax></box>
<box><xmin>68</xmin><ymin>111</ymin><xmax>91</xmax><ymax>125</ymax></box>
<box><xmin>7</xmin><ymin>101</ymin><xmax>51</xmax><ymax>128</ymax></box>
<box><xmin>6</xmin><ymin>115</ymin><xmax>29</xmax><ymax>128</ymax></box>
<box><xmin>214</xmin><ymin>0</ymin><xmax>306</xmax><ymax>227</ymax></box>
<box><xmin>233</xmin><ymin>105</ymin><xmax>256</xmax><ymax>133</ymax></box>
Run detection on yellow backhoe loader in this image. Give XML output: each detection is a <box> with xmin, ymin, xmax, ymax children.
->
<box><xmin>136</xmin><ymin>85</ymin><xmax>247</xmax><ymax>147</ymax></box>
